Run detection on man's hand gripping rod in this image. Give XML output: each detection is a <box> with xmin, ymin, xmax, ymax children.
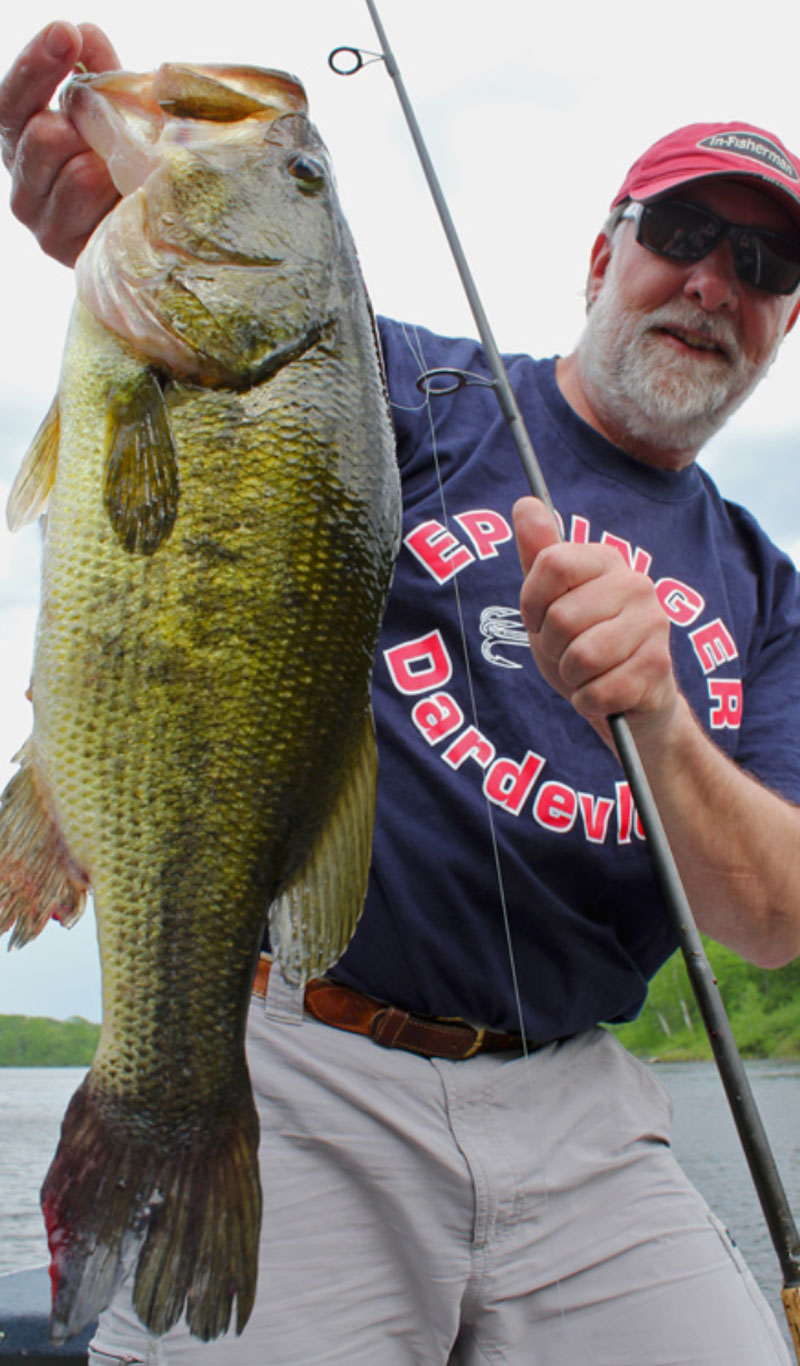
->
<box><xmin>331</xmin><ymin>2</ymin><xmax>800</xmax><ymax>1352</ymax></box>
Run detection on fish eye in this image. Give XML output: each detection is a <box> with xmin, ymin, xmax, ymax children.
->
<box><xmin>288</xmin><ymin>155</ymin><xmax>326</xmax><ymax>192</ymax></box>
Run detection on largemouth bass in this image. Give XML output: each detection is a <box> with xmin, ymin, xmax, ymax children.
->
<box><xmin>0</xmin><ymin>63</ymin><xmax>400</xmax><ymax>1343</ymax></box>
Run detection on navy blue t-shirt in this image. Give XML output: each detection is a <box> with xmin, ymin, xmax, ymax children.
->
<box><xmin>329</xmin><ymin>318</ymin><xmax>800</xmax><ymax>1039</ymax></box>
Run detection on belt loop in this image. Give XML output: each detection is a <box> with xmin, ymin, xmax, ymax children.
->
<box><xmin>264</xmin><ymin>957</ymin><xmax>305</xmax><ymax>1026</ymax></box>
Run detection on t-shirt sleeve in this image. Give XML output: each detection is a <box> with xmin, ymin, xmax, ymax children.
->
<box><xmin>735</xmin><ymin>524</ymin><xmax>800</xmax><ymax>804</ymax></box>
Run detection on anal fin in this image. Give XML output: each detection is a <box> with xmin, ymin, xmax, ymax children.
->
<box><xmin>0</xmin><ymin>739</ymin><xmax>89</xmax><ymax>947</ymax></box>
<box><xmin>269</xmin><ymin>710</ymin><xmax>378</xmax><ymax>984</ymax></box>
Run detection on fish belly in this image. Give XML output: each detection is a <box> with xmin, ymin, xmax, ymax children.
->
<box><xmin>26</xmin><ymin>302</ymin><xmax>397</xmax><ymax>1341</ymax></box>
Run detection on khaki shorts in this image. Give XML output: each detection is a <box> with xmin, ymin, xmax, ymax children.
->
<box><xmin>90</xmin><ymin>974</ymin><xmax>790</xmax><ymax>1366</ymax></box>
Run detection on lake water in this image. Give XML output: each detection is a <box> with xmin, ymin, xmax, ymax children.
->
<box><xmin>0</xmin><ymin>1066</ymin><xmax>86</xmax><ymax>1276</ymax></box>
<box><xmin>1</xmin><ymin>1059</ymin><xmax>799</xmax><ymax>1349</ymax></box>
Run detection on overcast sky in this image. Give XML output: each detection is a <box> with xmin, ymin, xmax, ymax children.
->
<box><xmin>2</xmin><ymin>0</ymin><xmax>800</xmax><ymax>1020</ymax></box>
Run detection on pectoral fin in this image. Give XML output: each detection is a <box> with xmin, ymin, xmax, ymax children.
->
<box><xmin>269</xmin><ymin>713</ymin><xmax>378</xmax><ymax>984</ymax></box>
<box><xmin>6</xmin><ymin>395</ymin><xmax>60</xmax><ymax>530</ymax></box>
<box><xmin>105</xmin><ymin>369</ymin><xmax>179</xmax><ymax>555</ymax></box>
<box><xmin>0</xmin><ymin>740</ymin><xmax>89</xmax><ymax>948</ymax></box>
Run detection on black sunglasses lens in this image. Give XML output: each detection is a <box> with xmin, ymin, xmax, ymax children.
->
<box><xmin>637</xmin><ymin>202</ymin><xmax>722</xmax><ymax>261</ymax></box>
<box><xmin>636</xmin><ymin>201</ymin><xmax>800</xmax><ymax>294</ymax></box>
<box><xmin>732</xmin><ymin>230</ymin><xmax>800</xmax><ymax>294</ymax></box>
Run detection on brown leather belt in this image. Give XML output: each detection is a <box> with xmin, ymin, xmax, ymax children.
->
<box><xmin>252</xmin><ymin>955</ymin><xmax>529</xmax><ymax>1061</ymax></box>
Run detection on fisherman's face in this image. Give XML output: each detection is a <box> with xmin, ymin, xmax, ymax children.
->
<box><xmin>577</xmin><ymin>178</ymin><xmax>800</xmax><ymax>466</ymax></box>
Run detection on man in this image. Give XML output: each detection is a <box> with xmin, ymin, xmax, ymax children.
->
<box><xmin>3</xmin><ymin>22</ymin><xmax>800</xmax><ymax>1366</ymax></box>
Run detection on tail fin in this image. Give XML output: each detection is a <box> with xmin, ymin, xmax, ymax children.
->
<box><xmin>41</xmin><ymin>1069</ymin><xmax>262</xmax><ymax>1344</ymax></box>
<box><xmin>0</xmin><ymin>740</ymin><xmax>89</xmax><ymax>947</ymax></box>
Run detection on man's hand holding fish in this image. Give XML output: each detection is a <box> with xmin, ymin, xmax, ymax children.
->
<box><xmin>0</xmin><ymin>22</ymin><xmax>120</xmax><ymax>264</ymax></box>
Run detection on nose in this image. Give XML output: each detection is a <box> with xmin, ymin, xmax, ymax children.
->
<box><xmin>682</xmin><ymin>241</ymin><xmax>739</xmax><ymax>313</ymax></box>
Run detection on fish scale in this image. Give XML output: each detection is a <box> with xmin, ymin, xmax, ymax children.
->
<box><xmin>0</xmin><ymin>63</ymin><xmax>400</xmax><ymax>1344</ymax></box>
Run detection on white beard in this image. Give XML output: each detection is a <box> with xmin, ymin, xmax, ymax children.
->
<box><xmin>576</xmin><ymin>251</ymin><xmax>781</xmax><ymax>454</ymax></box>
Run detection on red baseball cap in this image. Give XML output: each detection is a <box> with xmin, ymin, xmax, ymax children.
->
<box><xmin>611</xmin><ymin>122</ymin><xmax>800</xmax><ymax>234</ymax></box>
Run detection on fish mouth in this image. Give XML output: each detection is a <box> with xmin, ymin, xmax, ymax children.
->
<box><xmin>65</xmin><ymin>62</ymin><xmax>308</xmax><ymax>120</ymax></box>
<box><xmin>62</xmin><ymin>63</ymin><xmax>309</xmax><ymax>197</ymax></box>
<box><xmin>151</xmin><ymin>64</ymin><xmax>307</xmax><ymax>122</ymax></box>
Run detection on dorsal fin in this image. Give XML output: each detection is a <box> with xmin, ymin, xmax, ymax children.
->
<box><xmin>6</xmin><ymin>395</ymin><xmax>60</xmax><ymax>530</ymax></box>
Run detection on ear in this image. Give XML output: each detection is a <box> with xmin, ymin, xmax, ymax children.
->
<box><xmin>783</xmin><ymin>295</ymin><xmax>800</xmax><ymax>338</ymax></box>
<box><xmin>587</xmin><ymin>231</ymin><xmax>613</xmax><ymax>307</ymax></box>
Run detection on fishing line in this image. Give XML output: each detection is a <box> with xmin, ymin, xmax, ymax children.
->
<box><xmin>395</xmin><ymin>318</ymin><xmax>572</xmax><ymax>1347</ymax></box>
<box><xmin>396</xmin><ymin>320</ymin><xmax>530</xmax><ymax>1059</ymax></box>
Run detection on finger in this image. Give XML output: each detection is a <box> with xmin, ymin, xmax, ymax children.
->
<box><xmin>512</xmin><ymin>496</ymin><xmax>561</xmax><ymax>577</ymax></box>
<box><xmin>535</xmin><ymin>564</ymin><xmax>660</xmax><ymax>663</ymax></box>
<box><xmin>12</xmin><ymin>108</ymin><xmax>91</xmax><ymax>201</ymax></box>
<box><xmin>520</xmin><ymin>540</ymin><xmax>627</xmax><ymax>639</ymax></box>
<box><xmin>0</xmin><ymin>22</ymin><xmax>82</xmax><ymax>168</ymax></box>
<box><xmin>533</xmin><ymin>578</ymin><xmax>627</xmax><ymax>670</ymax></box>
<box><xmin>551</xmin><ymin>598</ymin><xmax>664</xmax><ymax>695</ymax></box>
<box><xmin>570</xmin><ymin>632</ymin><xmax>676</xmax><ymax>724</ymax></box>
<box><xmin>13</xmin><ymin>149</ymin><xmax>119</xmax><ymax>266</ymax></box>
<box><xmin>74</xmin><ymin>23</ymin><xmax>121</xmax><ymax>74</ymax></box>
<box><xmin>3</xmin><ymin>24</ymin><xmax>121</xmax><ymax>267</ymax></box>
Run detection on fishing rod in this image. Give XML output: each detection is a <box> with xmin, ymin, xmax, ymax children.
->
<box><xmin>330</xmin><ymin>3</ymin><xmax>800</xmax><ymax>1355</ymax></box>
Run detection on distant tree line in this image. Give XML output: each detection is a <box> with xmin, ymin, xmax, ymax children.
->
<box><xmin>0</xmin><ymin>1014</ymin><xmax>100</xmax><ymax>1065</ymax></box>
<box><xmin>612</xmin><ymin>937</ymin><xmax>800</xmax><ymax>1059</ymax></box>
<box><xmin>1</xmin><ymin>938</ymin><xmax>799</xmax><ymax>1064</ymax></box>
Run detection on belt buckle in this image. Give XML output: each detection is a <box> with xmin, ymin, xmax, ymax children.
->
<box><xmin>461</xmin><ymin>1025</ymin><xmax>487</xmax><ymax>1059</ymax></box>
<box><xmin>438</xmin><ymin>1015</ymin><xmax>487</xmax><ymax>1059</ymax></box>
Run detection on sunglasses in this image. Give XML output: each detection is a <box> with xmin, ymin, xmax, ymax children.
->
<box><xmin>620</xmin><ymin>199</ymin><xmax>800</xmax><ymax>295</ymax></box>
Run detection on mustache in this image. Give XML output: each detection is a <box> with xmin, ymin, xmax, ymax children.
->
<box><xmin>638</xmin><ymin>303</ymin><xmax>740</xmax><ymax>362</ymax></box>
